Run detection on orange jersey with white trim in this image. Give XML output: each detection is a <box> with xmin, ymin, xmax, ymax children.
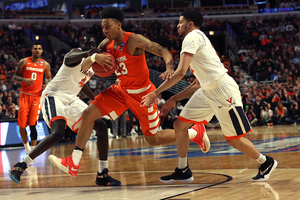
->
<box><xmin>21</xmin><ymin>57</ymin><xmax>45</xmax><ymax>94</ymax></box>
<box><xmin>106</xmin><ymin>32</ymin><xmax>152</xmax><ymax>90</ymax></box>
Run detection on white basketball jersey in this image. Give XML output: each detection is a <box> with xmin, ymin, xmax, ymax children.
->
<box><xmin>180</xmin><ymin>29</ymin><xmax>228</xmax><ymax>90</ymax></box>
<box><xmin>42</xmin><ymin>59</ymin><xmax>94</xmax><ymax>103</ymax></box>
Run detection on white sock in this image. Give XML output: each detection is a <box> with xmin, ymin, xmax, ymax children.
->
<box><xmin>178</xmin><ymin>157</ymin><xmax>188</xmax><ymax>169</ymax></box>
<box><xmin>99</xmin><ymin>160</ymin><xmax>108</xmax><ymax>173</ymax></box>
<box><xmin>72</xmin><ymin>149</ymin><xmax>83</xmax><ymax>165</ymax></box>
<box><xmin>21</xmin><ymin>155</ymin><xmax>34</xmax><ymax>165</ymax></box>
<box><xmin>31</xmin><ymin>146</ymin><xmax>36</xmax><ymax>150</ymax></box>
<box><xmin>256</xmin><ymin>153</ymin><xmax>267</xmax><ymax>164</ymax></box>
<box><xmin>188</xmin><ymin>129</ymin><xmax>197</xmax><ymax>139</ymax></box>
<box><xmin>24</xmin><ymin>142</ymin><xmax>31</xmax><ymax>153</ymax></box>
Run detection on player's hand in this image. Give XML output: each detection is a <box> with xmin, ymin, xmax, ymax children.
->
<box><xmin>160</xmin><ymin>97</ymin><xmax>176</xmax><ymax>116</ymax></box>
<box><xmin>24</xmin><ymin>78</ymin><xmax>35</xmax><ymax>86</ymax></box>
<box><xmin>88</xmin><ymin>48</ymin><xmax>101</xmax><ymax>56</ymax></box>
<box><xmin>159</xmin><ymin>67</ymin><xmax>174</xmax><ymax>81</ymax></box>
<box><xmin>141</xmin><ymin>92</ymin><xmax>158</xmax><ymax>107</ymax></box>
<box><xmin>95</xmin><ymin>54</ymin><xmax>114</xmax><ymax>71</ymax></box>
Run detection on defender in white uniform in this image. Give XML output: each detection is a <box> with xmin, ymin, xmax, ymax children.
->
<box><xmin>9</xmin><ymin>35</ymin><xmax>121</xmax><ymax>186</ymax></box>
<box><xmin>41</xmin><ymin>59</ymin><xmax>93</xmax><ymax>132</ymax></box>
<box><xmin>142</xmin><ymin>10</ymin><xmax>277</xmax><ymax>183</ymax></box>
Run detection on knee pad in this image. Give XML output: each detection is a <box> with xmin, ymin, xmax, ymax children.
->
<box><xmin>29</xmin><ymin>125</ymin><xmax>38</xmax><ymax>140</ymax></box>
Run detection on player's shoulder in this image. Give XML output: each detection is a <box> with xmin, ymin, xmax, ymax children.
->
<box><xmin>128</xmin><ymin>33</ymin><xmax>142</xmax><ymax>42</ymax></box>
<box><xmin>98</xmin><ymin>38</ymin><xmax>110</xmax><ymax>51</ymax></box>
<box><xmin>43</xmin><ymin>60</ymin><xmax>50</xmax><ymax>67</ymax></box>
<box><xmin>20</xmin><ymin>57</ymin><xmax>28</xmax><ymax>66</ymax></box>
<box><xmin>186</xmin><ymin>30</ymin><xmax>201</xmax><ymax>39</ymax></box>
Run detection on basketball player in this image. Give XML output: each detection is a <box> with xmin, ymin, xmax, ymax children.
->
<box><xmin>141</xmin><ymin>10</ymin><xmax>277</xmax><ymax>183</ymax></box>
<box><xmin>9</xmin><ymin>35</ymin><xmax>121</xmax><ymax>186</ymax></box>
<box><xmin>49</xmin><ymin>7</ymin><xmax>210</xmax><ymax>177</ymax></box>
<box><xmin>13</xmin><ymin>42</ymin><xmax>51</xmax><ymax>153</ymax></box>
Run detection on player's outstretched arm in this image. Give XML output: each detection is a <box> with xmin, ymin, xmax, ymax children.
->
<box><xmin>141</xmin><ymin>52</ymin><xmax>194</xmax><ymax>107</ymax></box>
<box><xmin>64</xmin><ymin>48</ymin><xmax>100</xmax><ymax>67</ymax></box>
<box><xmin>130</xmin><ymin>34</ymin><xmax>174</xmax><ymax>80</ymax></box>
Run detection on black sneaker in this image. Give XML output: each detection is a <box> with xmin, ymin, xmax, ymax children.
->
<box><xmin>252</xmin><ymin>156</ymin><xmax>278</xmax><ymax>182</ymax></box>
<box><xmin>8</xmin><ymin>162</ymin><xmax>27</xmax><ymax>184</ymax></box>
<box><xmin>160</xmin><ymin>165</ymin><xmax>194</xmax><ymax>184</ymax></box>
<box><xmin>95</xmin><ymin>168</ymin><xmax>121</xmax><ymax>186</ymax></box>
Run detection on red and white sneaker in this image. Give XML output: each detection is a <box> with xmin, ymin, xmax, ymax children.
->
<box><xmin>48</xmin><ymin>155</ymin><xmax>79</xmax><ymax>176</ymax></box>
<box><xmin>190</xmin><ymin>124</ymin><xmax>210</xmax><ymax>153</ymax></box>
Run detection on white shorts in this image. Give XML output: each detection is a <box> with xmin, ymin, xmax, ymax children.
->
<box><xmin>40</xmin><ymin>94</ymin><xmax>87</xmax><ymax>133</ymax></box>
<box><xmin>179</xmin><ymin>74</ymin><xmax>252</xmax><ymax>140</ymax></box>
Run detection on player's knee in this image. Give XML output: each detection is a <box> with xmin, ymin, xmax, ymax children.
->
<box><xmin>52</xmin><ymin>128</ymin><xmax>65</xmax><ymax>140</ymax></box>
<box><xmin>29</xmin><ymin>125</ymin><xmax>37</xmax><ymax>140</ymax></box>
<box><xmin>144</xmin><ymin>135</ymin><xmax>160</xmax><ymax>146</ymax></box>
<box><xmin>173</xmin><ymin>119</ymin><xmax>185</xmax><ymax>132</ymax></box>
<box><xmin>94</xmin><ymin>118</ymin><xmax>107</xmax><ymax>138</ymax></box>
<box><xmin>51</xmin><ymin>119</ymin><xmax>66</xmax><ymax>140</ymax></box>
<box><xmin>82</xmin><ymin>108</ymin><xmax>95</xmax><ymax>122</ymax></box>
<box><xmin>226</xmin><ymin>138</ymin><xmax>240</xmax><ymax>147</ymax></box>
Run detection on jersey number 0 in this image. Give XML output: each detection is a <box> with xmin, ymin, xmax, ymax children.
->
<box><xmin>31</xmin><ymin>72</ymin><xmax>37</xmax><ymax>80</ymax></box>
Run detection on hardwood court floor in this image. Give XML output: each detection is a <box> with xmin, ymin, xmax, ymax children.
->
<box><xmin>1</xmin><ymin>125</ymin><xmax>300</xmax><ymax>200</ymax></box>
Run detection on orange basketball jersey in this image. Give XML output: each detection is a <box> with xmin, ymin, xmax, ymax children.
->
<box><xmin>21</xmin><ymin>57</ymin><xmax>45</xmax><ymax>94</ymax></box>
<box><xmin>106</xmin><ymin>32</ymin><xmax>152</xmax><ymax>90</ymax></box>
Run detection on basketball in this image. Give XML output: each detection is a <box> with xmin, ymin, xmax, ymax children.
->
<box><xmin>92</xmin><ymin>52</ymin><xmax>117</xmax><ymax>77</ymax></box>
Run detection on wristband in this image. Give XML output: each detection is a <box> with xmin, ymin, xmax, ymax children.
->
<box><xmin>91</xmin><ymin>53</ymin><xmax>97</xmax><ymax>63</ymax></box>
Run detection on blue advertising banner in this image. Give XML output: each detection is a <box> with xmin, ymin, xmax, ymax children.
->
<box><xmin>0</xmin><ymin>120</ymin><xmax>49</xmax><ymax>146</ymax></box>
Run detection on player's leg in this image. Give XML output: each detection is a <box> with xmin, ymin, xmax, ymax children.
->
<box><xmin>159</xmin><ymin>89</ymin><xmax>214</xmax><ymax>183</ymax></box>
<box><xmin>29</xmin><ymin>125</ymin><xmax>37</xmax><ymax>147</ymax></box>
<box><xmin>28</xmin><ymin>94</ymin><xmax>42</xmax><ymax>148</ymax></box>
<box><xmin>18</xmin><ymin>93</ymin><xmax>30</xmax><ymax>153</ymax></box>
<box><xmin>49</xmin><ymin>86</ymin><xmax>128</xmax><ymax>177</ymax></box>
<box><xmin>75</xmin><ymin>104</ymin><xmax>103</xmax><ymax>148</ymax></box>
<box><xmin>48</xmin><ymin>100</ymin><xmax>102</xmax><ymax>176</ymax></box>
<box><xmin>128</xmin><ymin>94</ymin><xmax>210</xmax><ymax>150</ymax></box>
<box><xmin>9</xmin><ymin>95</ymin><xmax>67</xmax><ymax>183</ymax></box>
<box><xmin>159</xmin><ymin>119</ymin><xmax>194</xmax><ymax>184</ymax></box>
<box><xmin>209</xmin><ymin>76</ymin><xmax>277</xmax><ymax>182</ymax></box>
<box><xmin>94</xmin><ymin>118</ymin><xmax>121</xmax><ymax>186</ymax></box>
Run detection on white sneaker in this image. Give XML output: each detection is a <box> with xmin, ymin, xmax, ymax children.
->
<box><xmin>130</xmin><ymin>128</ymin><xmax>138</xmax><ymax>135</ymax></box>
<box><xmin>89</xmin><ymin>130</ymin><xmax>97</xmax><ymax>140</ymax></box>
<box><xmin>108</xmin><ymin>132</ymin><xmax>114</xmax><ymax>138</ymax></box>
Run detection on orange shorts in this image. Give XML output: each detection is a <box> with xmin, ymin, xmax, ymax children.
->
<box><xmin>92</xmin><ymin>84</ymin><xmax>160</xmax><ymax>136</ymax></box>
<box><xmin>18</xmin><ymin>93</ymin><xmax>41</xmax><ymax>128</ymax></box>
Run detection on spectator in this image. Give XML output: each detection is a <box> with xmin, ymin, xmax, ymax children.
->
<box><xmin>5</xmin><ymin>105</ymin><xmax>17</xmax><ymax>119</ymax></box>
<box><xmin>272</xmin><ymin>92</ymin><xmax>281</xmax><ymax>103</ymax></box>
<box><xmin>245</xmin><ymin>104</ymin><xmax>258</xmax><ymax>126</ymax></box>
<box><xmin>286</xmin><ymin>21</ymin><xmax>294</xmax><ymax>32</ymax></box>
<box><xmin>273</xmin><ymin>102</ymin><xmax>295</xmax><ymax>125</ymax></box>
<box><xmin>157</xmin><ymin>93</ymin><xmax>165</xmax><ymax>106</ymax></box>
<box><xmin>259</xmin><ymin>102</ymin><xmax>274</xmax><ymax>126</ymax></box>
<box><xmin>88</xmin><ymin>75</ymin><xmax>97</xmax><ymax>92</ymax></box>
<box><xmin>289</xmin><ymin>102</ymin><xmax>300</xmax><ymax>123</ymax></box>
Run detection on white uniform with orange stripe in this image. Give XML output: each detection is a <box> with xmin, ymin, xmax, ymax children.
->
<box><xmin>178</xmin><ymin>30</ymin><xmax>252</xmax><ymax>140</ymax></box>
<box><xmin>40</xmin><ymin>58</ymin><xmax>94</xmax><ymax>132</ymax></box>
